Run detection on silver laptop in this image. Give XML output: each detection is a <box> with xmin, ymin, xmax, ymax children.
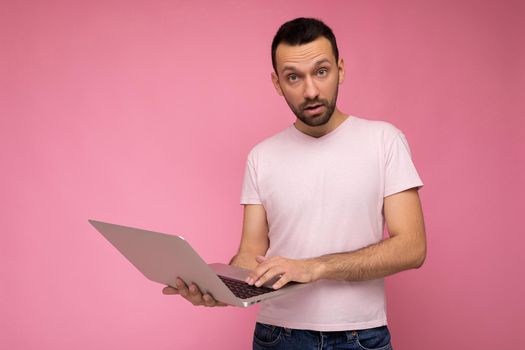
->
<box><xmin>89</xmin><ymin>219</ymin><xmax>306</xmax><ymax>307</ymax></box>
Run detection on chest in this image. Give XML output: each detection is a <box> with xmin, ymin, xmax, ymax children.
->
<box><xmin>257</xmin><ymin>143</ymin><xmax>383</xmax><ymax>214</ymax></box>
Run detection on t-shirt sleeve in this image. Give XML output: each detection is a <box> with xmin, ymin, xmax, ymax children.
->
<box><xmin>384</xmin><ymin>132</ymin><xmax>424</xmax><ymax>197</ymax></box>
<box><xmin>240</xmin><ymin>152</ymin><xmax>262</xmax><ymax>205</ymax></box>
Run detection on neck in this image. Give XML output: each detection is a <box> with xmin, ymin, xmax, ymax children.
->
<box><xmin>294</xmin><ymin>108</ymin><xmax>348</xmax><ymax>138</ymax></box>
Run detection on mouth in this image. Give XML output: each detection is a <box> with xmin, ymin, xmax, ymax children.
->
<box><xmin>303</xmin><ymin>103</ymin><xmax>325</xmax><ymax>115</ymax></box>
<box><xmin>303</xmin><ymin>103</ymin><xmax>323</xmax><ymax>110</ymax></box>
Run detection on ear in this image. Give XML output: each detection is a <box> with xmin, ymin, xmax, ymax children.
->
<box><xmin>271</xmin><ymin>71</ymin><xmax>284</xmax><ymax>96</ymax></box>
<box><xmin>337</xmin><ymin>58</ymin><xmax>345</xmax><ymax>84</ymax></box>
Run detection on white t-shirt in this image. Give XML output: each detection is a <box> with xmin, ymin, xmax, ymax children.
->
<box><xmin>240</xmin><ymin>115</ymin><xmax>423</xmax><ymax>331</ymax></box>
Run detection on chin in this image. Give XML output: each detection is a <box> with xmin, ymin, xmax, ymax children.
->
<box><xmin>301</xmin><ymin>114</ymin><xmax>331</xmax><ymax>127</ymax></box>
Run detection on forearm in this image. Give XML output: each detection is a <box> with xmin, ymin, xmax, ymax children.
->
<box><xmin>311</xmin><ymin>235</ymin><xmax>426</xmax><ymax>282</ymax></box>
<box><xmin>247</xmin><ymin>190</ymin><xmax>426</xmax><ymax>288</ymax></box>
<box><xmin>246</xmin><ymin>234</ymin><xmax>425</xmax><ymax>289</ymax></box>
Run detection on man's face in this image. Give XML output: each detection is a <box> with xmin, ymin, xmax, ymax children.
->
<box><xmin>272</xmin><ymin>37</ymin><xmax>344</xmax><ymax>127</ymax></box>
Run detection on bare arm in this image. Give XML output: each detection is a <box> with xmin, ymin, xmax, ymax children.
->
<box><xmin>313</xmin><ymin>188</ymin><xmax>426</xmax><ymax>280</ymax></box>
<box><xmin>247</xmin><ymin>188</ymin><xmax>426</xmax><ymax>289</ymax></box>
<box><xmin>230</xmin><ymin>204</ymin><xmax>270</xmax><ymax>269</ymax></box>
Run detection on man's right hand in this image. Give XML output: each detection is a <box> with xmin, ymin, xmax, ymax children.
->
<box><xmin>162</xmin><ymin>277</ymin><xmax>227</xmax><ymax>307</ymax></box>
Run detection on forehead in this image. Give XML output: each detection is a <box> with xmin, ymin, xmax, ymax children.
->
<box><xmin>274</xmin><ymin>37</ymin><xmax>336</xmax><ymax>73</ymax></box>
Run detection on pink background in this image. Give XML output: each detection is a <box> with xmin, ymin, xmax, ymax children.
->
<box><xmin>1</xmin><ymin>0</ymin><xmax>524</xmax><ymax>349</ymax></box>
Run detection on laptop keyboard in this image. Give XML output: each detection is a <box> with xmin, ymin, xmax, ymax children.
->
<box><xmin>218</xmin><ymin>275</ymin><xmax>274</xmax><ymax>299</ymax></box>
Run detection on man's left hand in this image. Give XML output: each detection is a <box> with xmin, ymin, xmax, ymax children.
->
<box><xmin>245</xmin><ymin>255</ymin><xmax>319</xmax><ymax>289</ymax></box>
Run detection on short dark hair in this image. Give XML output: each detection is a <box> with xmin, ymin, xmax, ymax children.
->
<box><xmin>271</xmin><ymin>17</ymin><xmax>339</xmax><ymax>73</ymax></box>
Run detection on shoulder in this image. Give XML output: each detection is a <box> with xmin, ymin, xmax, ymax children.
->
<box><xmin>352</xmin><ymin>116</ymin><xmax>402</xmax><ymax>136</ymax></box>
<box><xmin>245</xmin><ymin>126</ymin><xmax>293</xmax><ymax>161</ymax></box>
<box><xmin>350</xmin><ymin>116</ymin><xmax>405</xmax><ymax>147</ymax></box>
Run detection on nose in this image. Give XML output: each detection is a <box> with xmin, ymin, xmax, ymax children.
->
<box><xmin>303</xmin><ymin>75</ymin><xmax>319</xmax><ymax>100</ymax></box>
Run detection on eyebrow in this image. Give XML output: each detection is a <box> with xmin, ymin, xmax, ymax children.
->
<box><xmin>281</xmin><ymin>58</ymin><xmax>332</xmax><ymax>74</ymax></box>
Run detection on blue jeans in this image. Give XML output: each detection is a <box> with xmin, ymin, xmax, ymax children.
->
<box><xmin>253</xmin><ymin>322</ymin><xmax>393</xmax><ymax>350</ymax></box>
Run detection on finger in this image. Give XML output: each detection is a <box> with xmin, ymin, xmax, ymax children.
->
<box><xmin>175</xmin><ymin>278</ymin><xmax>189</xmax><ymax>297</ymax></box>
<box><xmin>188</xmin><ymin>283</ymin><xmax>205</xmax><ymax>305</ymax></box>
<box><xmin>247</xmin><ymin>259</ymin><xmax>278</xmax><ymax>285</ymax></box>
<box><xmin>175</xmin><ymin>277</ymin><xmax>187</xmax><ymax>288</ymax></box>
<box><xmin>272</xmin><ymin>274</ymin><xmax>291</xmax><ymax>290</ymax></box>
<box><xmin>254</xmin><ymin>266</ymin><xmax>286</xmax><ymax>287</ymax></box>
<box><xmin>162</xmin><ymin>286</ymin><xmax>179</xmax><ymax>295</ymax></box>
<box><xmin>247</xmin><ymin>266</ymin><xmax>269</xmax><ymax>285</ymax></box>
<box><xmin>202</xmin><ymin>294</ymin><xmax>216</xmax><ymax>307</ymax></box>
<box><xmin>203</xmin><ymin>293</ymin><xmax>228</xmax><ymax>307</ymax></box>
<box><xmin>189</xmin><ymin>283</ymin><xmax>201</xmax><ymax>296</ymax></box>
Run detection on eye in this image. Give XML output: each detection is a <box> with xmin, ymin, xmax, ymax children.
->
<box><xmin>287</xmin><ymin>74</ymin><xmax>298</xmax><ymax>82</ymax></box>
<box><xmin>317</xmin><ymin>68</ymin><xmax>328</xmax><ymax>76</ymax></box>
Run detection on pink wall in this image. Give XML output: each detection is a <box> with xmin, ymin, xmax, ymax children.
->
<box><xmin>1</xmin><ymin>0</ymin><xmax>523</xmax><ymax>348</ymax></box>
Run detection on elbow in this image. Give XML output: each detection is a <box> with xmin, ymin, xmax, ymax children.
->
<box><xmin>412</xmin><ymin>244</ymin><xmax>427</xmax><ymax>269</ymax></box>
<box><xmin>413</xmin><ymin>254</ymin><xmax>426</xmax><ymax>269</ymax></box>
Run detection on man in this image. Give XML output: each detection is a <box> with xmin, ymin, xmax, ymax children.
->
<box><xmin>163</xmin><ymin>17</ymin><xmax>426</xmax><ymax>350</ymax></box>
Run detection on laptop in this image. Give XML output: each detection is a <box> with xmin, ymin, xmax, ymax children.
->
<box><xmin>89</xmin><ymin>219</ymin><xmax>306</xmax><ymax>307</ymax></box>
